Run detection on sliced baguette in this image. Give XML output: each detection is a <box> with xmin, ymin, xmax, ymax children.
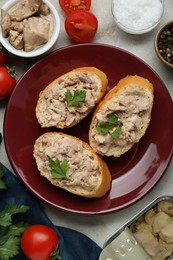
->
<box><xmin>36</xmin><ymin>67</ymin><xmax>108</xmax><ymax>129</ymax></box>
<box><xmin>33</xmin><ymin>132</ymin><xmax>111</xmax><ymax>198</ymax></box>
<box><xmin>89</xmin><ymin>75</ymin><xmax>154</xmax><ymax>157</ymax></box>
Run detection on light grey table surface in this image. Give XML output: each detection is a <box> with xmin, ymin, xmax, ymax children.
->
<box><xmin>0</xmin><ymin>0</ymin><xmax>173</xmax><ymax>249</ymax></box>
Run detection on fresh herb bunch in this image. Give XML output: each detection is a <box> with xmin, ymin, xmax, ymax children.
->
<box><xmin>0</xmin><ymin>205</ymin><xmax>30</xmax><ymax>260</ymax></box>
<box><xmin>0</xmin><ymin>163</ymin><xmax>30</xmax><ymax>260</ymax></box>
<box><xmin>65</xmin><ymin>89</ymin><xmax>86</xmax><ymax>107</ymax></box>
<box><xmin>96</xmin><ymin>113</ymin><xmax>122</xmax><ymax>139</ymax></box>
<box><xmin>48</xmin><ymin>156</ymin><xmax>69</xmax><ymax>179</ymax></box>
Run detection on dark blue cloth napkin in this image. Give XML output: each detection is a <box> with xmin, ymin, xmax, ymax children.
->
<box><xmin>1</xmin><ymin>164</ymin><xmax>102</xmax><ymax>260</ymax></box>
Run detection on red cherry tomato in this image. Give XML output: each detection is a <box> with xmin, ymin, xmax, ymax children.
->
<box><xmin>0</xmin><ymin>66</ymin><xmax>16</xmax><ymax>100</ymax></box>
<box><xmin>0</xmin><ymin>44</ymin><xmax>8</xmax><ymax>65</ymax></box>
<box><xmin>59</xmin><ymin>0</ymin><xmax>91</xmax><ymax>14</ymax></box>
<box><xmin>65</xmin><ymin>10</ymin><xmax>98</xmax><ymax>43</ymax></box>
<box><xmin>21</xmin><ymin>224</ymin><xmax>59</xmax><ymax>260</ymax></box>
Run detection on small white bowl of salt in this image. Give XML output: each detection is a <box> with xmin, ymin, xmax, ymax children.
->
<box><xmin>111</xmin><ymin>0</ymin><xmax>164</xmax><ymax>34</ymax></box>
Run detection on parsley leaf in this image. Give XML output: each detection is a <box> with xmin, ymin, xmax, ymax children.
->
<box><xmin>0</xmin><ymin>163</ymin><xmax>7</xmax><ymax>189</ymax></box>
<box><xmin>0</xmin><ymin>205</ymin><xmax>29</xmax><ymax>259</ymax></box>
<box><xmin>96</xmin><ymin>122</ymin><xmax>115</xmax><ymax>134</ymax></box>
<box><xmin>65</xmin><ymin>89</ymin><xmax>86</xmax><ymax>107</ymax></box>
<box><xmin>0</xmin><ymin>222</ymin><xmax>29</xmax><ymax>243</ymax></box>
<box><xmin>0</xmin><ymin>165</ymin><xmax>30</xmax><ymax>259</ymax></box>
<box><xmin>0</xmin><ymin>236</ymin><xmax>21</xmax><ymax>260</ymax></box>
<box><xmin>47</xmin><ymin>156</ymin><xmax>69</xmax><ymax>179</ymax></box>
<box><xmin>107</xmin><ymin>113</ymin><xmax>119</xmax><ymax>124</ymax></box>
<box><xmin>0</xmin><ymin>204</ymin><xmax>30</xmax><ymax>227</ymax></box>
<box><xmin>111</xmin><ymin>125</ymin><xmax>122</xmax><ymax>138</ymax></box>
<box><xmin>96</xmin><ymin>113</ymin><xmax>122</xmax><ymax>139</ymax></box>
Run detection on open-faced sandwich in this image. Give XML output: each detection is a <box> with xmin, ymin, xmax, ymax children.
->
<box><xmin>89</xmin><ymin>75</ymin><xmax>154</xmax><ymax>157</ymax></box>
<box><xmin>35</xmin><ymin>67</ymin><xmax>108</xmax><ymax>129</ymax></box>
<box><xmin>33</xmin><ymin>132</ymin><xmax>111</xmax><ymax>198</ymax></box>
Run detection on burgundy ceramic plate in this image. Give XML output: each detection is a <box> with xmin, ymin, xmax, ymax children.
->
<box><xmin>4</xmin><ymin>44</ymin><xmax>173</xmax><ymax>215</ymax></box>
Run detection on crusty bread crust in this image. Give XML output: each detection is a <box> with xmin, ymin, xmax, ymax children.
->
<box><xmin>89</xmin><ymin>75</ymin><xmax>154</xmax><ymax>157</ymax></box>
<box><xmin>33</xmin><ymin>132</ymin><xmax>111</xmax><ymax>198</ymax></box>
<box><xmin>36</xmin><ymin>67</ymin><xmax>108</xmax><ymax>129</ymax></box>
<box><xmin>72</xmin><ymin>67</ymin><xmax>108</xmax><ymax>103</ymax></box>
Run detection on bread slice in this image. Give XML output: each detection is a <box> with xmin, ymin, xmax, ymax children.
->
<box><xmin>89</xmin><ymin>75</ymin><xmax>154</xmax><ymax>157</ymax></box>
<box><xmin>35</xmin><ymin>67</ymin><xmax>108</xmax><ymax>129</ymax></box>
<box><xmin>33</xmin><ymin>132</ymin><xmax>111</xmax><ymax>198</ymax></box>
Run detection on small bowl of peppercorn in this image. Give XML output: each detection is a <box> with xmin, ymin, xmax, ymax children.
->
<box><xmin>154</xmin><ymin>20</ymin><xmax>173</xmax><ymax>68</ymax></box>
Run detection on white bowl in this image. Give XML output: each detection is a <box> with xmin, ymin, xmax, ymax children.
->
<box><xmin>111</xmin><ymin>0</ymin><xmax>164</xmax><ymax>35</ymax></box>
<box><xmin>0</xmin><ymin>0</ymin><xmax>60</xmax><ymax>58</ymax></box>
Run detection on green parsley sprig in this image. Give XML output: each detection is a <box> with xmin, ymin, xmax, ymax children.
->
<box><xmin>47</xmin><ymin>156</ymin><xmax>69</xmax><ymax>179</ymax></box>
<box><xmin>0</xmin><ymin>163</ymin><xmax>30</xmax><ymax>259</ymax></box>
<box><xmin>0</xmin><ymin>205</ymin><xmax>30</xmax><ymax>260</ymax></box>
<box><xmin>96</xmin><ymin>113</ymin><xmax>122</xmax><ymax>139</ymax></box>
<box><xmin>65</xmin><ymin>89</ymin><xmax>86</xmax><ymax>107</ymax></box>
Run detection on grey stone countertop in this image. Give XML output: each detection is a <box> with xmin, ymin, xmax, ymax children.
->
<box><xmin>0</xmin><ymin>0</ymin><xmax>173</xmax><ymax>249</ymax></box>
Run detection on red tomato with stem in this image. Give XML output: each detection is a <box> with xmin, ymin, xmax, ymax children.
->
<box><xmin>65</xmin><ymin>10</ymin><xmax>98</xmax><ymax>43</ymax></box>
<box><xmin>21</xmin><ymin>224</ymin><xmax>60</xmax><ymax>260</ymax></box>
<box><xmin>59</xmin><ymin>0</ymin><xmax>91</xmax><ymax>14</ymax></box>
<box><xmin>0</xmin><ymin>44</ymin><xmax>8</xmax><ymax>65</ymax></box>
<box><xmin>0</xmin><ymin>66</ymin><xmax>16</xmax><ymax>100</ymax></box>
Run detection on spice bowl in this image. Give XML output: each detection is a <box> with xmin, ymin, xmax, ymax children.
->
<box><xmin>154</xmin><ymin>20</ymin><xmax>173</xmax><ymax>69</ymax></box>
<box><xmin>111</xmin><ymin>0</ymin><xmax>164</xmax><ymax>35</ymax></box>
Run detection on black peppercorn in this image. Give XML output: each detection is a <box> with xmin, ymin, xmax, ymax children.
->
<box><xmin>158</xmin><ymin>26</ymin><xmax>173</xmax><ymax>65</ymax></box>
